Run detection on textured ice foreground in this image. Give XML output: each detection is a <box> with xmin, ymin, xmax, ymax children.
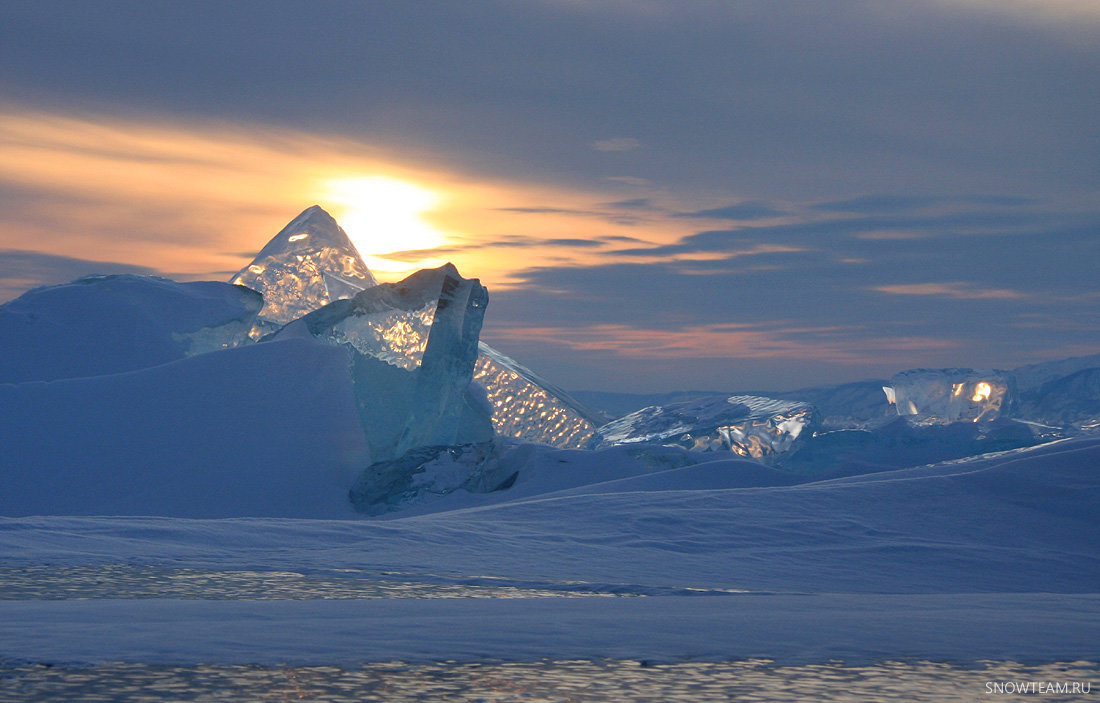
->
<box><xmin>2</xmin><ymin>659</ymin><xmax>1095</xmax><ymax>703</ymax></box>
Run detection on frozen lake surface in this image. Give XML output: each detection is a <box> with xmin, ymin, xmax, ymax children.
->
<box><xmin>2</xmin><ymin>659</ymin><xmax>1096</xmax><ymax>702</ymax></box>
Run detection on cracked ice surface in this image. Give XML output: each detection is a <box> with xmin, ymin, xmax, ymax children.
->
<box><xmin>230</xmin><ymin>206</ymin><xmax>377</xmax><ymax>326</ymax></box>
<box><xmin>885</xmin><ymin>368</ymin><xmax>1014</xmax><ymax>425</ymax></box>
<box><xmin>593</xmin><ymin>395</ymin><xmax>816</xmax><ymax>459</ymax></box>
<box><xmin>473</xmin><ymin>343</ymin><xmax>600</xmax><ymax>449</ymax></box>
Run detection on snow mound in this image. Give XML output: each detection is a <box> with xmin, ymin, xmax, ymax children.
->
<box><xmin>0</xmin><ymin>274</ymin><xmax>261</xmax><ymax>383</ymax></box>
<box><xmin>0</xmin><ymin>337</ymin><xmax>368</xmax><ymax>518</ymax></box>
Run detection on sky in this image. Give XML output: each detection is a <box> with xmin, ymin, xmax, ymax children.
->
<box><xmin>0</xmin><ymin>0</ymin><xmax>1097</xmax><ymax>393</ymax></box>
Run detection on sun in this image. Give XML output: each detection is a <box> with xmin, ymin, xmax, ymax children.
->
<box><xmin>321</xmin><ymin>176</ymin><xmax>448</xmax><ymax>275</ymax></box>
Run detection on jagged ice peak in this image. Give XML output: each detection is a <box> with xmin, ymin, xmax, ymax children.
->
<box><xmin>231</xmin><ymin>205</ymin><xmax>378</xmax><ymax>324</ymax></box>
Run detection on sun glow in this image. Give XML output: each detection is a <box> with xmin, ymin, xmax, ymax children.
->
<box><xmin>322</xmin><ymin>176</ymin><xmax>448</xmax><ymax>275</ymax></box>
<box><xmin>972</xmin><ymin>382</ymin><xmax>992</xmax><ymax>402</ymax></box>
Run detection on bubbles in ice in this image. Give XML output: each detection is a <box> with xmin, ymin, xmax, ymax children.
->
<box><xmin>230</xmin><ymin>206</ymin><xmax>377</xmax><ymax>326</ymax></box>
<box><xmin>473</xmin><ymin>343</ymin><xmax>601</xmax><ymax>450</ymax></box>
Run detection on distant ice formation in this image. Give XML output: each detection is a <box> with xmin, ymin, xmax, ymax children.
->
<box><xmin>884</xmin><ymin>368</ymin><xmax>1014</xmax><ymax>425</ymax></box>
<box><xmin>230</xmin><ymin>205</ymin><xmax>377</xmax><ymax>326</ymax></box>
<box><xmin>592</xmin><ymin>394</ymin><xmax>817</xmax><ymax>460</ymax></box>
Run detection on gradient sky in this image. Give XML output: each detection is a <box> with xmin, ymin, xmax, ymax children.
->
<box><xmin>1</xmin><ymin>0</ymin><xmax>1097</xmax><ymax>392</ymax></box>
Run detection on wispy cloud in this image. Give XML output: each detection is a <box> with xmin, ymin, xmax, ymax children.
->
<box><xmin>872</xmin><ymin>282</ymin><xmax>1028</xmax><ymax>300</ymax></box>
<box><xmin>592</xmin><ymin>137</ymin><xmax>642</xmax><ymax>152</ymax></box>
<box><xmin>486</xmin><ymin>321</ymin><xmax>958</xmax><ymax>364</ymax></box>
<box><xmin>0</xmin><ymin>250</ymin><xmax>161</xmax><ymax>303</ymax></box>
<box><xmin>675</xmin><ymin>202</ymin><xmax>783</xmax><ymax>220</ymax></box>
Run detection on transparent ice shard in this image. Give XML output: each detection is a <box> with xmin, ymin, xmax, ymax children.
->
<box><xmin>592</xmin><ymin>394</ymin><xmax>817</xmax><ymax>460</ymax></box>
<box><xmin>293</xmin><ymin>263</ymin><xmax>491</xmax><ymax>462</ymax></box>
<box><xmin>884</xmin><ymin>368</ymin><xmax>1015</xmax><ymax>425</ymax></box>
<box><xmin>473</xmin><ymin>343</ymin><xmax>602</xmax><ymax>449</ymax></box>
<box><xmin>230</xmin><ymin>205</ymin><xmax>377</xmax><ymax>326</ymax></box>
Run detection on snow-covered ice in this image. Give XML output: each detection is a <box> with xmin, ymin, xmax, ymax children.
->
<box><xmin>0</xmin><ymin>274</ymin><xmax>261</xmax><ymax>383</ymax></box>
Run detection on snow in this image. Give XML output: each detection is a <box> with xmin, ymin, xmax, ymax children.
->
<box><xmin>2</xmin><ymin>438</ymin><xmax>1096</xmax><ymax>593</ymax></box>
<box><xmin>0</xmin><ymin>336</ymin><xmax>369</xmax><ymax>518</ymax></box>
<box><xmin>0</xmin><ymin>274</ymin><xmax>261</xmax><ymax>383</ymax></box>
<box><xmin>0</xmin><ymin>435</ymin><xmax>1097</xmax><ymax>665</ymax></box>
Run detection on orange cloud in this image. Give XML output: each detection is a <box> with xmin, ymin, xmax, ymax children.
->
<box><xmin>0</xmin><ymin>107</ymin><xmax>697</xmax><ymax>292</ymax></box>
<box><xmin>486</xmin><ymin>322</ymin><xmax>958</xmax><ymax>364</ymax></box>
<box><xmin>871</xmin><ymin>282</ymin><xmax>1027</xmax><ymax>300</ymax></box>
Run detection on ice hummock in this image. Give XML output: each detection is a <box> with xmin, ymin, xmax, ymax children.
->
<box><xmin>473</xmin><ymin>343</ymin><xmax>602</xmax><ymax>449</ymax></box>
<box><xmin>230</xmin><ymin>206</ymin><xmax>377</xmax><ymax>326</ymax></box>
<box><xmin>232</xmin><ymin>207</ymin><xmax>601</xmax><ymax>450</ymax></box>
<box><xmin>0</xmin><ymin>274</ymin><xmax>262</xmax><ymax>384</ymax></box>
<box><xmin>592</xmin><ymin>394</ymin><xmax>817</xmax><ymax>460</ymax></box>
<box><xmin>884</xmin><ymin>368</ymin><xmax>1015</xmax><ymax>425</ymax></box>
<box><xmin>288</xmin><ymin>263</ymin><xmax>492</xmax><ymax>464</ymax></box>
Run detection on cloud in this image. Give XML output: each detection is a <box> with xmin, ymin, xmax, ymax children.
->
<box><xmin>604</xmin><ymin>198</ymin><xmax>657</xmax><ymax>210</ymax></box>
<box><xmin>592</xmin><ymin>137</ymin><xmax>642</xmax><ymax>152</ymax></box>
<box><xmin>675</xmin><ymin>202</ymin><xmax>783</xmax><ymax>220</ymax></box>
<box><xmin>811</xmin><ymin>194</ymin><xmax>945</xmax><ymax>214</ymax></box>
<box><xmin>495</xmin><ymin>207</ymin><xmax>597</xmax><ymax>215</ymax></box>
<box><xmin>486</xmin><ymin>321</ymin><xmax>958</xmax><ymax>364</ymax></box>
<box><xmin>0</xmin><ymin>250</ymin><xmax>161</xmax><ymax>302</ymax></box>
<box><xmin>872</xmin><ymin>282</ymin><xmax>1028</xmax><ymax>300</ymax></box>
<box><xmin>811</xmin><ymin>193</ymin><xmax>1038</xmax><ymax>214</ymax></box>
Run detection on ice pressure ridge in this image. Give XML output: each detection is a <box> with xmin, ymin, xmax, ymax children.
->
<box><xmin>232</xmin><ymin>206</ymin><xmax>601</xmax><ymax>454</ymax></box>
<box><xmin>592</xmin><ymin>395</ymin><xmax>817</xmax><ymax>461</ymax></box>
<box><xmin>474</xmin><ymin>344</ymin><xmax>600</xmax><ymax>449</ymax></box>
